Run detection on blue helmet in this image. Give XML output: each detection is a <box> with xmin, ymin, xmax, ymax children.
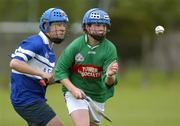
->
<box><xmin>82</xmin><ymin>8</ymin><xmax>111</xmax><ymax>26</ymax></box>
<box><xmin>39</xmin><ymin>8</ymin><xmax>69</xmax><ymax>33</ymax></box>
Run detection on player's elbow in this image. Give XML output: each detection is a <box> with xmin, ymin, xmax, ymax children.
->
<box><xmin>9</xmin><ymin>59</ymin><xmax>15</xmax><ymax>68</ymax></box>
<box><xmin>9</xmin><ymin>59</ymin><xmax>18</xmax><ymax>69</ymax></box>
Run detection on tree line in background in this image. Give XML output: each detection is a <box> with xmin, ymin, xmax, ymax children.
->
<box><xmin>0</xmin><ymin>0</ymin><xmax>180</xmax><ymax>62</ymax></box>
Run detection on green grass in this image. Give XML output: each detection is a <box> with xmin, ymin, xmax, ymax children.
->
<box><xmin>0</xmin><ymin>69</ymin><xmax>180</xmax><ymax>126</ymax></box>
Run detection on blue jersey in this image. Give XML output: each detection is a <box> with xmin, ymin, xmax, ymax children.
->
<box><xmin>10</xmin><ymin>31</ymin><xmax>55</xmax><ymax>106</ymax></box>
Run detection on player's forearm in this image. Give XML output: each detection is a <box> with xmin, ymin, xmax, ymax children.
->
<box><xmin>10</xmin><ymin>59</ymin><xmax>44</xmax><ymax>77</ymax></box>
<box><xmin>60</xmin><ymin>78</ymin><xmax>86</xmax><ymax>99</ymax></box>
<box><xmin>105</xmin><ymin>75</ymin><xmax>116</xmax><ymax>86</ymax></box>
<box><xmin>60</xmin><ymin>78</ymin><xmax>77</xmax><ymax>92</ymax></box>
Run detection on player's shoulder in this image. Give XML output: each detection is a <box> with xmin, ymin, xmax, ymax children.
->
<box><xmin>27</xmin><ymin>34</ymin><xmax>43</xmax><ymax>44</ymax></box>
<box><xmin>72</xmin><ymin>35</ymin><xmax>84</xmax><ymax>43</ymax></box>
<box><xmin>22</xmin><ymin>34</ymin><xmax>43</xmax><ymax>46</ymax></box>
<box><xmin>68</xmin><ymin>35</ymin><xmax>85</xmax><ymax>47</ymax></box>
<box><xmin>103</xmin><ymin>38</ymin><xmax>116</xmax><ymax>48</ymax></box>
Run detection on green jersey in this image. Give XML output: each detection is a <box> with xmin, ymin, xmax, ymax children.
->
<box><xmin>55</xmin><ymin>34</ymin><xmax>119</xmax><ymax>102</ymax></box>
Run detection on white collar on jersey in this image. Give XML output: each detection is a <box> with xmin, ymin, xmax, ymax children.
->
<box><xmin>85</xmin><ymin>34</ymin><xmax>99</xmax><ymax>50</ymax></box>
<box><xmin>39</xmin><ymin>31</ymin><xmax>50</xmax><ymax>45</ymax></box>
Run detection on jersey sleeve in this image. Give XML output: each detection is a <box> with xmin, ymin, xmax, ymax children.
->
<box><xmin>55</xmin><ymin>42</ymin><xmax>77</xmax><ymax>81</ymax></box>
<box><xmin>102</xmin><ymin>41</ymin><xmax>119</xmax><ymax>86</ymax></box>
<box><xmin>11</xmin><ymin>38</ymin><xmax>40</xmax><ymax>62</ymax></box>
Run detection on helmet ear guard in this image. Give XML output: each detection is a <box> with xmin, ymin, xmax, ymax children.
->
<box><xmin>40</xmin><ymin>21</ymin><xmax>50</xmax><ymax>33</ymax></box>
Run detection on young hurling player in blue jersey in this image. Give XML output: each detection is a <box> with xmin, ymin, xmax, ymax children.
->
<box><xmin>9</xmin><ymin>8</ymin><xmax>68</xmax><ymax>126</ymax></box>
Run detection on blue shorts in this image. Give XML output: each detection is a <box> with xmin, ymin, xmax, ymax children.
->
<box><xmin>13</xmin><ymin>100</ymin><xmax>56</xmax><ymax>126</ymax></box>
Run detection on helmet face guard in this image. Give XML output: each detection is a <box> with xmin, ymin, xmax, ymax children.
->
<box><xmin>46</xmin><ymin>22</ymin><xmax>67</xmax><ymax>44</ymax></box>
<box><xmin>39</xmin><ymin>8</ymin><xmax>69</xmax><ymax>33</ymax></box>
<box><xmin>82</xmin><ymin>8</ymin><xmax>111</xmax><ymax>41</ymax></box>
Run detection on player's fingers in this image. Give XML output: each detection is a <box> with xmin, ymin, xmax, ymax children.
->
<box><xmin>80</xmin><ymin>90</ymin><xmax>86</xmax><ymax>99</ymax></box>
<box><xmin>73</xmin><ymin>90</ymin><xmax>82</xmax><ymax>99</ymax></box>
<box><xmin>112</xmin><ymin>66</ymin><xmax>118</xmax><ymax>71</ymax></box>
<box><xmin>75</xmin><ymin>93</ymin><xmax>83</xmax><ymax>99</ymax></box>
<box><xmin>111</xmin><ymin>63</ymin><xmax>119</xmax><ymax>70</ymax></box>
<box><xmin>111</xmin><ymin>62</ymin><xmax>118</xmax><ymax>68</ymax></box>
<box><xmin>107</xmin><ymin>60</ymin><xmax>117</xmax><ymax>69</ymax></box>
<box><xmin>38</xmin><ymin>79</ymin><xmax>47</xmax><ymax>86</ymax></box>
<box><xmin>76</xmin><ymin>90</ymin><xmax>86</xmax><ymax>99</ymax></box>
<box><xmin>108</xmin><ymin>62</ymin><xmax>118</xmax><ymax>71</ymax></box>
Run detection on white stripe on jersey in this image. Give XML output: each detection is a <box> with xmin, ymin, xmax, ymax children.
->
<box><xmin>11</xmin><ymin>47</ymin><xmax>35</xmax><ymax>61</ymax></box>
<box><xmin>11</xmin><ymin>56</ymin><xmax>54</xmax><ymax>75</ymax></box>
<box><xmin>36</xmin><ymin>54</ymin><xmax>55</xmax><ymax>67</ymax></box>
<box><xmin>12</xmin><ymin>69</ymin><xmax>42</xmax><ymax>79</ymax></box>
<box><xmin>28</xmin><ymin>56</ymin><xmax>54</xmax><ymax>71</ymax></box>
<box><xmin>13</xmin><ymin>52</ymin><xmax>28</xmax><ymax>61</ymax></box>
<box><xmin>11</xmin><ymin>55</ymin><xmax>54</xmax><ymax>77</ymax></box>
<box><xmin>13</xmin><ymin>47</ymin><xmax>54</xmax><ymax>68</ymax></box>
<box><xmin>16</xmin><ymin>47</ymin><xmax>36</xmax><ymax>57</ymax></box>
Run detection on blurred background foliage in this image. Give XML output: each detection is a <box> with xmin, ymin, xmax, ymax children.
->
<box><xmin>1</xmin><ymin>0</ymin><xmax>180</xmax><ymax>60</ymax></box>
<box><xmin>0</xmin><ymin>0</ymin><xmax>180</xmax><ymax>84</ymax></box>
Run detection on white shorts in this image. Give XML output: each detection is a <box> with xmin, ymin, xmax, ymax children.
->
<box><xmin>64</xmin><ymin>92</ymin><xmax>105</xmax><ymax>124</ymax></box>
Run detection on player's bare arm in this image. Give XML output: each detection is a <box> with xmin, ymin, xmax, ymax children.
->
<box><xmin>60</xmin><ymin>78</ymin><xmax>86</xmax><ymax>99</ymax></box>
<box><xmin>10</xmin><ymin>58</ymin><xmax>53</xmax><ymax>83</ymax></box>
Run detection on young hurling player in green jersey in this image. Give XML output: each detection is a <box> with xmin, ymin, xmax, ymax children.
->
<box><xmin>55</xmin><ymin>8</ymin><xmax>119</xmax><ymax>126</ymax></box>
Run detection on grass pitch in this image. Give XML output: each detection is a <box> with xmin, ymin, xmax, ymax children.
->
<box><xmin>0</xmin><ymin>69</ymin><xmax>180</xmax><ymax>126</ymax></box>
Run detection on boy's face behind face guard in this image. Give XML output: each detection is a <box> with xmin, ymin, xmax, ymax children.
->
<box><xmin>86</xmin><ymin>24</ymin><xmax>107</xmax><ymax>41</ymax></box>
<box><xmin>48</xmin><ymin>22</ymin><xmax>67</xmax><ymax>44</ymax></box>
